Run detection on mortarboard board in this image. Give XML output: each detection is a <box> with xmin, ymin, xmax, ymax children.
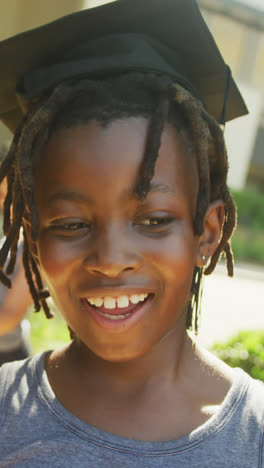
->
<box><xmin>0</xmin><ymin>0</ymin><xmax>248</xmax><ymax>133</ymax></box>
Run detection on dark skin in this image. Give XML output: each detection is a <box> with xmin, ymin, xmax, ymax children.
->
<box><xmin>32</xmin><ymin>117</ymin><xmax>235</xmax><ymax>442</ymax></box>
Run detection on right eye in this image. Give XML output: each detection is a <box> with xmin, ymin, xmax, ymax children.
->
<box><xmin>48</xmin><ymin>220</ymin><xmax>92</xmax><ymax>237</ymax></box>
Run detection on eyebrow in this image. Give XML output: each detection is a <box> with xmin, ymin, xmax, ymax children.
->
<box><xmin>121</xmin><ymin>182</ymin><xmax>176</xmax><ymax>201</ymax></box>
<box><xmin>147</xmin><ymin>182</ymin><xmax>176</xmax><ymax>195</ymax></box>
<box><xmin>48</xmin><ymin>190</ymin><xmax>94</xmax><ymax>204</ymax></box>
<box><xmin>47</xmin><ymin>182</ymin><xmax>175</xmax><ymax>204</ymax></box>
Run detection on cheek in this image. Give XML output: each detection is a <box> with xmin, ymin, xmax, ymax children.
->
<box><xmin>36</xmin><ymin>233</ymin><xmax>81</xmax><ymax>287</ymax></box>
<box><xmin>143</xmin><ymin>231</ymin><xmax>197</xmax><ymax>319</ymax></box>
<box><xmin>143</xmin><ymin>230</ymin><xmax>197</xmax><ymax>283</ymax></box>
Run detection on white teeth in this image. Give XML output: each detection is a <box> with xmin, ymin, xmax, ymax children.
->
<box><xmin>86</xmin><ymin>293</ymin><xmax>149</xmax><ymax>309</ymax></box>
<box><xmin>117</xmin><ymin>296</ymin><xmax>129</xmax><ymax>308</ymax></box>
<box><xmin>88</xmin><ymin>298</ymin><xmax>96</xmax><ymax>305</ymax></box>
<box><xmin>98</xmin><ymin>311</ymin><xmax>132</xmax><ymax>320</ymax></box>
<box><xmin>94</xmin><ymin>297</ymin><xmax>103</xmax><ymax>307</ymax></box>
<box><xmin>130</xmin><ymin>294</ymin><xmax>140</xmax><ymax>304</ymax></box>
<box><xmin>139</xmin><ymin>294</ymin><xmax>148</xmax><ymax>301</ymax></box>
<box><xmin>104</xmin><ymin>297</ymin><xmax>116</xmax><ymax>309</ymax></box>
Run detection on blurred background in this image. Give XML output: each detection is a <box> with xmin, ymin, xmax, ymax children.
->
<box><xmin>0</xmin><ymin>0</ymin><xmax>263</xmax><ymax>379</ymax></box>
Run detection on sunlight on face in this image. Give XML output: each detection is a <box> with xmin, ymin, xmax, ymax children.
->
<box><xmin>35</xmin><ymin>117</ymin><xmax>199</xmax><ymax>362</ymax></box>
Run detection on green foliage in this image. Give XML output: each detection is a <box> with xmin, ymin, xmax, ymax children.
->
<box><xmin>232</xmin><ymin>228</ymin><xmax>264</xmax><ymax>263</ymax></box>
<box><xmin>231</xmin><ymin>189</ymin><xmax>264</xmax><ymax>264</ymax></box>
<box><xmin>211</xmin><ymin>331</ymin><xmax>264</xmax><ymax>381</ymax></box>
<box><xmin>232</xmin><ymin>188</ymin><xmax>264</xmax><ymax>231</ymax></box>
<box><xmin>28</xmin><ymin>307</ymin><xmax>69</xmax><ymax>354</ymax></box>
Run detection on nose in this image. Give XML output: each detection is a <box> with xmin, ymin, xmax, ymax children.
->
<box><xmin>83</xmin><ymin>222</ymin><xmax>142</xmax><ymax>278</ymax></box>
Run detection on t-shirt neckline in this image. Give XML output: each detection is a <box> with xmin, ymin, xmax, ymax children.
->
<box><xmin>33</xmin><ymin>350</ymin><xmax>250</xmax><ymax>457</ymax></box>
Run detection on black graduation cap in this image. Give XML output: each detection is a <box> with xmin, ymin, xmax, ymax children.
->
<box><xmin>0</xmin><ymin>0</ymin><xmax>248</xmax><ymax>133</ymax></box>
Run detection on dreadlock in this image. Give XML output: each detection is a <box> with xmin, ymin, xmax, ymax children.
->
<box><xmin>0</xmin><ymin>72</ymin><xmax>237</xmax><ymax>333</ymax></box>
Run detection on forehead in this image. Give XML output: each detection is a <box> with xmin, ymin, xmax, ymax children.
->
<box><xmin>36</xmin><ymin>117</ymin><xmax>198</xmax><ymax>209</ymax></box>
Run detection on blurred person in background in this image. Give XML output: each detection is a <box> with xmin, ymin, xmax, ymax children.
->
<box><xmin>0</xmin><ymin>144</ymin><xmax>32</xmax><ymax>366</ymax></box>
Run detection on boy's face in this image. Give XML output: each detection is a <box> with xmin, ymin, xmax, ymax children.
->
<box><xmin>35</xmin><ymin>117</ymin><xmax>201</xmax><ymax>361</ymax></box>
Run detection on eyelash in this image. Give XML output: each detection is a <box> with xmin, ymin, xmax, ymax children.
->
<box><xmin>138</xmin><ymin>216</ymin><xmax>173</xmax><ymax>226</ymax></box>
<box><xmin>49</xmin><ymin>221</ymin><xmax>91</xmax><ymax>232</ymax></box>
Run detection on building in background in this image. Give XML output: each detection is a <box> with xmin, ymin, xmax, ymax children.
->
<box><xmin>199</xmin><ymin>0</ymin><xmax>264</xmax><ymax>191</ymax></box>
<box><xmin>0</xmin><ymin>0</ymin><xmax>263</xmax><ymax>192</ymax></box>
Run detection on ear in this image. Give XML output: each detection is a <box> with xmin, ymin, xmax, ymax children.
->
<box><xmin>196</xmin><ymin>200</ymin><xmax>225</xmax><ymax>267</ymax></box>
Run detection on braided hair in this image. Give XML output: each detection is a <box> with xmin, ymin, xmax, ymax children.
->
<box><xmin>0</xmin><ymin>72</ymin><xmax>237</xmax><ymax>332</ymax></box>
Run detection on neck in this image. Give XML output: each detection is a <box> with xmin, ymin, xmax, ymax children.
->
<box><xmin>64</xmin><ymin>315</ymin><xmax>196</xmax><ymax>393</ymax></box>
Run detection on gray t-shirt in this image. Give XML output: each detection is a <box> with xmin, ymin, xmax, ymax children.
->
<box><xmin>0</xmin><ymin>352</ymin><xmax>263</xmax><ymax>467</ymax></box>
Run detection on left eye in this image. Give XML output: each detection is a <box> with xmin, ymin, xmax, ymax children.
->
<box><xmin>140</xmin><ymin>217</ymin><xmax>173</xmax><ymax>226</ymax></box>
<box><xmin>134</xmin><ymin>216</ymin><xmax>175</xmax><ymax>234</ymax></box>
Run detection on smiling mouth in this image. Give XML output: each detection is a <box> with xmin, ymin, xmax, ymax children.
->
<box><xmin>82</xmin><ymin>293</ymin><xmax>152</xmax><ymax>321</ymax></box>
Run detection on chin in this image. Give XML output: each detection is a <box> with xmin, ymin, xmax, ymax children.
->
<box><xmin>76</xmin><ymin>336</ymin><xmax>153</xmax><ymax>363</ymax></box>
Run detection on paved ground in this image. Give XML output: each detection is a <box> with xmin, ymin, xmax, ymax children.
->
<box><xmin>197</xmin><ymin>262</ymin><xmax>264</xmax><ymax>348</ymax></box>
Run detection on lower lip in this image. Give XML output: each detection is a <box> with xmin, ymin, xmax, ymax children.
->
<box><xmin>80</xmin><ymin>295</ymin><xmax>153</xmax><ymax>331</ymax></box>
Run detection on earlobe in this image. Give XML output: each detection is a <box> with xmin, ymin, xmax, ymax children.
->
<box><xmin>196</xmin><ymin>200</ymin><xmax>225</xmax><ymax>267</ymax></box>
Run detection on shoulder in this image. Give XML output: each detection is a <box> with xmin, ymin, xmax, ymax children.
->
<box><xmin>221</xmin><ymin>368</ymin><xmax>264</xmax><ymax>454</ymax></box>
<box><xmin>231</xmin><ymin>371</ymin><xmax>264</xmax><ymax>464</ymax></box>
<box><xmin>194</xmin><ymin>346</ymin><xmax>264</xmax><ymax>427</ymax></box>
<box><xmin>0</xmin><ymin>351</ymin><xmax>47</xmax><ymax>385</ymax></box>
<box><xmin>0</xmin><ymin>356</ymin><xmax>33</xmax><ymax>392</ymax></box>
<box><xmin>0</xmin><ymin>353</ymin><xmax>46</xmax><ymax>417</ymax></box>
<box><xmin>242</xmin><ymin>371</ymin><xmax>264</xmax><ymax>418</ymax></box>
<box><xmin>0</xmin><ymin>357</ymin><xmax>29</xmax><ymax>394</ymax></box>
